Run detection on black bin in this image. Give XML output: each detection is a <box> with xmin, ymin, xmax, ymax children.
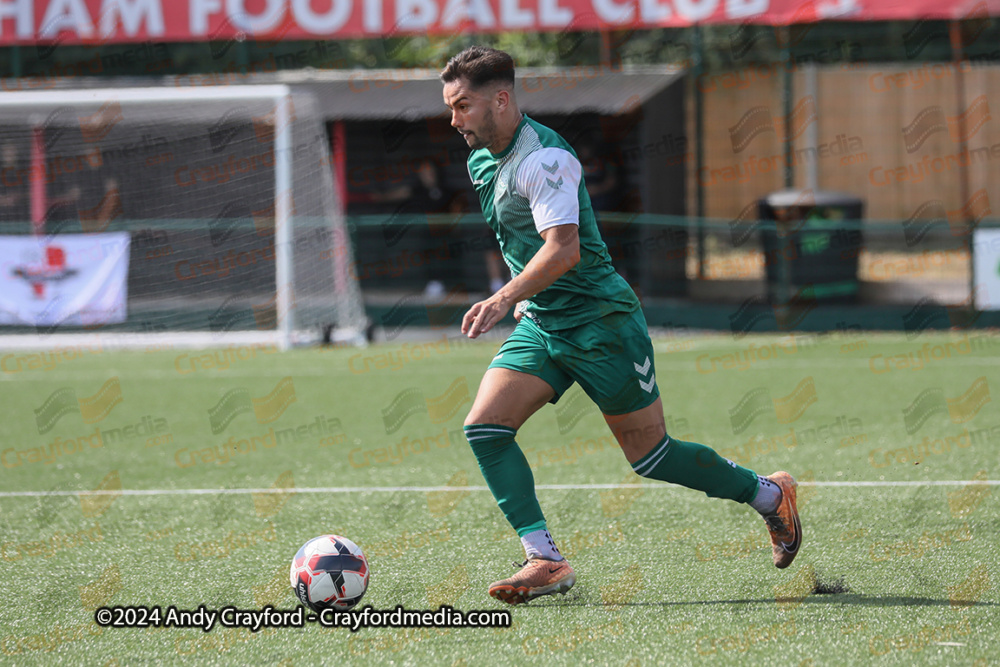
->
<box><xmin>759</xmin><ymin>190</ymin><xmax>864</xmax><ymax>304</ymax></box>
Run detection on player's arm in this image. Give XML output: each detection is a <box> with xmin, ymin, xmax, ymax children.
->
<box><xmin>499</xmin><ymin>224</ymin><xmax>580</xmax><ymax>305</ymax></box>
<box><xmin>463</xmin><ymin>148</ymin><xmax>582</xmax><ymax>338</ymax></box>
<box><xmin>464</xmin><ymin>225</ymin><xmax>579</xmax><ymax>337</ymax></box>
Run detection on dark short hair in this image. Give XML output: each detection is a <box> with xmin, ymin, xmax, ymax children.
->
<box><xmin>440</xmin><ymin>46</ymin><xmax>515</xmax><ymax>89</ymax></box>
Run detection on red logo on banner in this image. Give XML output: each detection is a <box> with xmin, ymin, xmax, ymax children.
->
<box><xmin>12</xmin><ymin>245</ymin><xmax>79</xmax><ymax>299</ymax></box>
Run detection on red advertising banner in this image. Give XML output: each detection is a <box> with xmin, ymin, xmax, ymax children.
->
<box><xmin>0</xmin><ymin>0</ymin><xmax>996</xmax><ymax>46</ymax></box>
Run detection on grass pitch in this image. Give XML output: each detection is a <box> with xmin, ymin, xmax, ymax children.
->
<box><xmin>0</xmin><ymin>330</ymin><xmax>998</xmax><ymax>665</ymax></box>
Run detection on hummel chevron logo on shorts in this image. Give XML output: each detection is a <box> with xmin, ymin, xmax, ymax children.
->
<box><xmin>541</xmin><ymin>160</ymin><xmax>559</xmax><ymax>173</ymax></box>
<box><xmin>546</xmin><ymin>176</ymin><xmax>563</xmax><ymax>190</ymax></box>
<box><xmin>634</xmin><ymin>357</ymin><xmax>654</xmax><ymax>393</ymax></box>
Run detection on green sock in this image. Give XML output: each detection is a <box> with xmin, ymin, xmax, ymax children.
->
<box><xmin>464</xmin><ymin>424</ymin><xmax>547</xmax><ymax>537</ymax></box>
<box><xmin>631</xmin><ymin>435</ymin><xmax>759</xmax><ymax>503</ymax></box>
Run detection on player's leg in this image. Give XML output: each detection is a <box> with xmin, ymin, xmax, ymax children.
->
<box><xmin>464</xmin><ymin>367</ymin><xmax>555</xmax><ymax>549</ymax></box>
<box><xmin>562</xmin><ymin>309</ymin><xmax>801</xmax><ymax>568</ymax></box>
<box><xmin>464</xmin><ymin>321</ymin><xmax>576</xmax><ymax>603</ymax></box>
<box><xmin>604</xmin><ymin>401</ymin><xmax>800</xmax><ymax>568</ymax></box>
<box><xmin>604</xmin><ymin>397</ymin><xmax>759</xmax><ymax>502</ymax></box>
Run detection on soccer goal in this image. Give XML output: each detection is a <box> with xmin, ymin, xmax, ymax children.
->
<box><xmin>0</xmin><ymin>85</ymin><xmax>366</xmax><ymax>350</ymax></box>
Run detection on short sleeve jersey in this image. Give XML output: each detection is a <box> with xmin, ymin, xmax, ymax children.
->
<box><xmin>467</xmin><ymin>115</ymin><xmax>639</xmax><ymax>331</ymax></box>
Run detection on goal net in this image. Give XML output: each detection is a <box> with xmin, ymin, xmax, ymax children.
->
<box><xmin>0</xmin><ymin>85</ymin><xmax>366</xmax><ymax>349</ymax></box>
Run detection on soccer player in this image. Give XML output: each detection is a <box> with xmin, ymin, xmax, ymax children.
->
<box><xmin>441</xmin><ymin>47</ymin><xmax>802</xmax><ymax>605</ymax></box>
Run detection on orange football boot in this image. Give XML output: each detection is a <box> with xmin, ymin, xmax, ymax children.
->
<box><xmin>488</xmin><ymin>557</ymin><xmax>576</xmax><ymax>604</ymax></box>
<box><xmin>762</xmin><ymin>471</ymin><xmax>802</xmax><ymax>569</ymax></box>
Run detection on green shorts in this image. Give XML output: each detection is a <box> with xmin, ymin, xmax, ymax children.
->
<box><xmin>488</xmin><ymin>309</ymin><xmax>660</xmax><ymax>416</ymax></box>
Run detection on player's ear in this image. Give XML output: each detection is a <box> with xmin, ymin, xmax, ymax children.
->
<box><xmin>495</xmin><ymin>87</ymin><xmax>510</xmax><ymax>112</ymax></box>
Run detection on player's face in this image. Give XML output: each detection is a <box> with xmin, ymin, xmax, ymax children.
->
<box><xmin>443</xmin><ymin>78</ymin><xmax>497</xmax><ymax>151</ymax></box>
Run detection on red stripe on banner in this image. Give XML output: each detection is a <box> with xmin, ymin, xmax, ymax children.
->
<box><xmin>30</xmin><ymin>126</ymin><xmax>45</xmax><ymax>236</ymax></box>
<box><xmin>1</xmin><ymin>0</ymin><xmax>997</xmax><ymax>46</ymax></box>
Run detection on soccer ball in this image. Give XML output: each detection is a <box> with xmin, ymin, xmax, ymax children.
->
<box><xmin>289</xmin><ymin>535</ymin><xmax>370</xmax><ymax>612</ymax></box>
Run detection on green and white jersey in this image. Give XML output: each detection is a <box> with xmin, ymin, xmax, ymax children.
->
<box><xmin>467</xmin><ymin>115</ymin><xmax>639</xmax><ymax>331</ymax></box>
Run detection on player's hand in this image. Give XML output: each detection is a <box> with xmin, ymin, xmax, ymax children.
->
<box><xmin>513</xmin><ymin>302</ymin><xmax>524</xmax><ymax>323</ymax></box>
<box><xmin>462</xmin><ymin>294</ymin><xmax>512</xmax><ymax>339</ymax></box>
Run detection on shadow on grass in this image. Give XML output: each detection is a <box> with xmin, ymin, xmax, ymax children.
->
<box><xmin>532</xmin><ymin>594</ymin><xmax>998</xmax><ymax>608</ymax></box>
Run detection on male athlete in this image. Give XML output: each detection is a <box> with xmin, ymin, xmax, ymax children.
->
<box><xmin>441</xmin><ymin>46</ymin><xmax>802</xmax><ymax>605</ymax></box>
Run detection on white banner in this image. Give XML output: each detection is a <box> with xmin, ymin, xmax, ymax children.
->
<box><xmin>0</xmin><ymin>234</ymin><xmax>130</xmax><ymax>326</ymax></box>
<box><xmin>973</xmin><ymin>229</ymin><xmax>1000</xmax><ymax>310</ymax></box>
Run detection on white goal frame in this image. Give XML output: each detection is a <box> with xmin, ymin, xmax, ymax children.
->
<box><xmin>0</xmin><ymin>85</ymin><xmax>351</xmax><ymax>352</ymax></box>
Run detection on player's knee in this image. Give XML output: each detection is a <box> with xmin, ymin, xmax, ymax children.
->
<box><xmin>613</xmin><ymin>423</ymin><xmax>665</xmax><ymax>457</ymax></box>
<box><xmin>464</xmin><ymin>424</ymin><xmax>517</xmax><ymax>456</ymax></box>
<box><xmin>464</xmin><ymin>410</ymin><xmax>513</xmax><ymax>429</ymax></box>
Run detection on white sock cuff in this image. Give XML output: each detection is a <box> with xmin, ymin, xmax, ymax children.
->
<box><xmin>521</xmin><ymin>529</ymin><xmax>563</xmax><ymax>561</ymax></box>
<box><xmin>749</xmin><ymin>475</ymin><xmax>782</xmax><ymax>515</ymax></box>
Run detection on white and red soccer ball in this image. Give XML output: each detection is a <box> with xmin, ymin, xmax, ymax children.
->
<box><xmin>290</xmin><ymin>535</ymin><xmax>369</xmax><ymax>611</ymax></box>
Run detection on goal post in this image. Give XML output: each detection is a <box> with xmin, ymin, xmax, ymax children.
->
<box><xmin>0</xmin><ymin>85</ymin><xmax>366</xmax><ymax>351</ymax></box>
<box><xmin>274</xmin><ymin>87</ymin><xmax>294</xmax><ymax>350</ymax></box>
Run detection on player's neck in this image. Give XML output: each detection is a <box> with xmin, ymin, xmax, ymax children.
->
<box><xmin>488</xmin><ymin>111</ymin><xmax>524</xmax><ymax>155</ymax></box>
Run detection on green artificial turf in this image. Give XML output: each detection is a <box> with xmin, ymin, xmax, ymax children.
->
<box><xmin>0</xmin><ymin>331</ymin><xmax>997</xmax><ymax>665</ymax></box>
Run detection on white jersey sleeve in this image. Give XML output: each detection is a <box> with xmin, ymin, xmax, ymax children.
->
<box><xmin>514</xmin><ymin>147</ymin><xmax>582</xmax><ymax>234</ymax></box>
